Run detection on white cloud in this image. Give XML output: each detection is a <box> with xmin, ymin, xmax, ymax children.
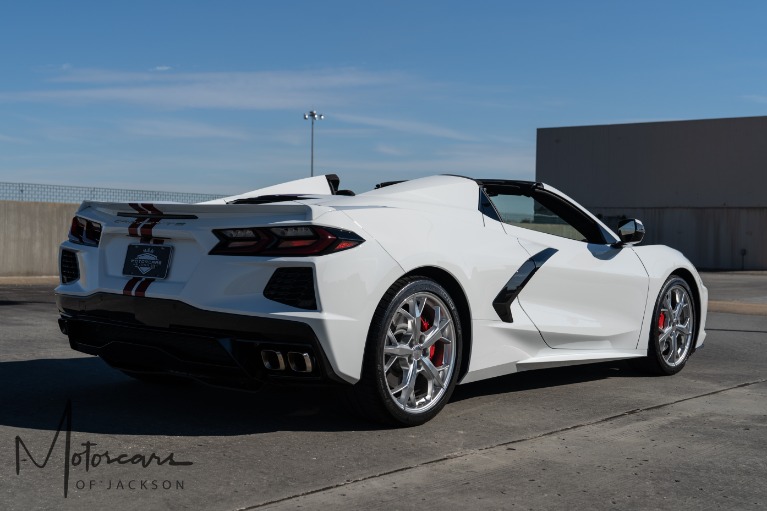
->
<box><xmin>0</xmin><ymin>68</ymin><xmax>408</xmax><ymax>111</ymax></box>
<box><xmin>153</xmin><ymin>66</ymin><xmax>172</xmax><ymax>72</ymax></box>
<box><xmin>0</xmin><ymin>133</ymin><xmax>29</xmax><ymax>144</ymax></box>
<box><xmin>743</xmin><ymin>94</ymin><xmax>767</xmax><ymax>104</ymax></box>
<box><xmin>122</xmin><ymin>119</ymin><xmax>249</xmax><ymax>140</ymax></box>
<box><xmin>374</xmin><ymin>144</ymin><xmax>408</xmax><ymax>156</ymax></box>
<box><xmin>334</xmin><ymin>113</ymin><xmax>478</xmax><ymax>142</ymax></box>
<box><xmin>323</xmin><ymin>144</ymin><xmax>535</xmax><ymax>188</ymax></box>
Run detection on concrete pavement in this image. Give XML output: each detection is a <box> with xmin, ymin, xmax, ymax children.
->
<box><xmin>0</xmin><ymin>273</ymin><xmax>765</xmax><ymax>510</ymax></box>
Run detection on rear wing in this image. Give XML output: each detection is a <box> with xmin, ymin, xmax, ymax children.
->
<box><xmin>201</xmin><ymin>174</ymin><xmax>341</xmax><ymax>205</ymax></box>
<box><xmin>76</xmin><ymin>200</ymin><xmax>328</xmax><ymax>222</ymax></box>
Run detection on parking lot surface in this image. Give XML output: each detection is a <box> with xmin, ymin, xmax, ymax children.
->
<box><xmin>1</xmin><ymin>273</ymin><xmax>765</xmax><ymax>510</ymax></box>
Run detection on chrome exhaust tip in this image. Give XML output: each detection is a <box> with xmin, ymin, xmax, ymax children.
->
<box><xmin>287</xmin><ymin>352</ymin><xmax>314</xmax><ymax>373</ymax></box>
<box><xmin>261</xmin><ymin>350</ymin><xmax>286</xmax><ymax>371</ymax></box>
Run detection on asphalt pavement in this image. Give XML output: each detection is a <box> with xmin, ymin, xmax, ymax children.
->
<box><xmin>0</xmin><ymin>273</ymin><xmax>765</xmax><ymax>510</ymax></box>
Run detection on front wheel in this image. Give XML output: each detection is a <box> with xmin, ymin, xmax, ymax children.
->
<box><xmin>350</xmin><ymin>277</ymin><xmax>463</xmax><ymax>426</ymax></box>
<box><xmin>642</xmin><ymin>276</ymin><xmax>696</xmax><ymax>375</ymax></box>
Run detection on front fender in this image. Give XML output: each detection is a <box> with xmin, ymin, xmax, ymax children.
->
<box><xmin>632</xmin><ymin>245</ymin><xmax>708</xmax><ymax>350</ymax></box>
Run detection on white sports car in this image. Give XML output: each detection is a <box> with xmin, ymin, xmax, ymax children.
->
<box><xmin>56</xmin><ymin>174</ymin><xmax>707</xmax><ymax>426</ymax></box>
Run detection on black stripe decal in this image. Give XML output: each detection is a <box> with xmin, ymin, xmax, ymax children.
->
<box><xmin>492</xmin><ymin>248</ymin><xmax>558</xmax><ymax>323</ymax></box>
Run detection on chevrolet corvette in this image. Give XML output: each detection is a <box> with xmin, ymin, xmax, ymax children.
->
<box><xmin>56</xmin><ymin>174</ymin><xmax>707</xmax><ymax>426</ymax></box>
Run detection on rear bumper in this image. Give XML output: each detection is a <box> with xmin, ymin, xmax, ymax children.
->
<box><xmin>57</xmin><ymin>293</ymin><xmax>350</xmax><ymax>388</ymax></box>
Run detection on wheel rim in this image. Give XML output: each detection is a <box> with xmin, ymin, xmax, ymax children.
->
<box><xmin>383</xmin><ymin>291</ymin><xmax>457</xmax><ymax>414</ymax></box>
<box><xmin>657</xmin><ymin>284</ymin><xmax>694</xmax><ymax>367</ymax></box>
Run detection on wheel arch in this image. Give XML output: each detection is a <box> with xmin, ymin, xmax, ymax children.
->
<box><xmin>669</xmin><ymin>267</ymin><xmax>702</xmax><ymax>353</ymax></box>
<box><xmin>401</xmin><ymin>266</ymin><xmax>473</xmax><ymax>384</ymax></box>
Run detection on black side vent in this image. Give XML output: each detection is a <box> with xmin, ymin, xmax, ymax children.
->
<box><xmin>263</xmin><ymin>268</ymin><xmax>317</xmax><ymax>310</ymax></box>
<box><xmin>493</xmin><ymin>248</ymin><xmax>558</xmax><ymax>322</ymax></box>
<box><xmin>60</xmin><ymin>250</ymin><xmax>80</xmax><ymax>284</ymax></box>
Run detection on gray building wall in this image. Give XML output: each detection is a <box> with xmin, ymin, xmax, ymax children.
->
<box><xmin>536</xmin><ymin>116</ymin><xmax>767</xmax><ymax>270</ymax></box>
<box><xmin>0</xmin><ymin>201</ymin><xmax>77</xmax><ymax>277</ymax></box>
<box><xmin>0</xmin><ymin>184</ymin><xmax>226</xmax><ymax>277</ymax></box>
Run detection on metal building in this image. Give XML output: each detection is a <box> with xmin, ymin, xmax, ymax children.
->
<box><xmin>536</xmin><ymin>116</ymin><xmax>767</xmax><ymax>270</ymax></box>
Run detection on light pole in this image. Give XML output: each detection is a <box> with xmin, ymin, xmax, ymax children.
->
<box><xmin>303</xmin><ymin>110</ymin><xmax>324</xmax><ymax>177</ymax></box>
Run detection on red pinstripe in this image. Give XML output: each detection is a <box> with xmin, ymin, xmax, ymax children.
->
<box><xmin>122</xmin><ymin>277</ymin><xmax>142</xmax><ymax>296</ymax></box>
<box><xmin>133</xmin><ymin>278</ymin><xmax>155</xmax><ymax>297</ymax></box>
<box><xmin>128</xmin><ymin>219</ymin><xmax>143</xmax><ymax>237</ymax></box>
<box><xmin>141</xmin><ymin>203</ymin><xmax>163</xmax><ymax>215</ymax></box>
<box><xmin>140</xmin><ymin>219</ymin><xmax>160</xmax><ymax>238</ymax></box>
<box><xmin>128</xmin><ymin>203</ymin><xmax>149</xmax><ymax>214</ymax></box>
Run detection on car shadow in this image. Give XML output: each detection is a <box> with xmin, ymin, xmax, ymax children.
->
<box><xmin>0</xmin><ymin>357</ymin><xmax>374</xmax><ymax>435</ymax></box>
<box><xmin>0</xmin><ymin>356</ymin><xmax>647</xmax><ymax>436</ymax></box>
<box><xmin>451</xmin><ymin>360</ymin><xmax>646</xmax><ymax>403</ymax></box>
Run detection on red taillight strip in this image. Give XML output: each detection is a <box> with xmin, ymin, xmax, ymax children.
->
<box><xmin>69</xmin><ymin>216</ymin><xmax>102</xmax><ymax>246</ymax></box>
<box><xmin>209</xmin><ymin>225</ymin><xmax>363</xmax><ymax>257</ymax></box>
<box><xmin>264</xmin><ymin>227</ymin><xmax>336</xmax><ymax>256</ymax></box>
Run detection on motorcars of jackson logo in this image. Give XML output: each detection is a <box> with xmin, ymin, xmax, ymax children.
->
<box><xmin>132</xmin><ymin>249</ymin><xmax>163</xmax><ymax>275</ymax></box>
<box><xmin>121</xmin><ymin>244</ymin><xmax>173</xmax><ymax>279</ymax></box>
<box><xmin>14</xmin><ymin>401</ymin><xmax>193</xmax><ymax>497</ymax></box>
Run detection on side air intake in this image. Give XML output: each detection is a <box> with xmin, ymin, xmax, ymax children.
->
<box><xmin>60</xmin><ymin>250</ymin><xmax>80</xmax><ymax>284</ymax></box>
<box><xmin>263</xmin><ymin>268</ymin><xmax>317</xmax><ymax>310</ymax></box>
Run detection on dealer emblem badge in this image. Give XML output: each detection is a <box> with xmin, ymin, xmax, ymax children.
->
<box><xmin>131</xmin><ymin>248</ymin><xmax>162</xmax><ymax>275</ymax></box>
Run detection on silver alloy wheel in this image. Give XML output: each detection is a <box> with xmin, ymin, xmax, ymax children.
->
<box><xmin>383</xmin><ymin>291</ymin><xmax>456</xmax><ymax>413</ymax></box>
<box><xmin>657</xmin><ymin>284</ymin><xmax>694</xmax><ymax>367</ymax></box>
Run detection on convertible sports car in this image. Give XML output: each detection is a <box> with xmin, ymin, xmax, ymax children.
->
<box><xmin>56</xmin><ymin>174</ymin><xmax>707</xmax><ymax>426</ymax></box>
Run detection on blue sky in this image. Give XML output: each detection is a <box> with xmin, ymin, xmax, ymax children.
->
<box><xmin>1</xmin><ymin>1</ymin><xmax>766</xmax><ymax>194</ymax></box>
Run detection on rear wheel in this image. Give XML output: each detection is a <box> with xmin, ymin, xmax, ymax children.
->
<box><xmin>350</xmin><ymin>277</ymin><xmax>462</xmax><ymax>426</ymax></box>
<box><xmin>641</xmin><ymin>276</ymin><xmax>696</xmax><ymax>375</ymax></box>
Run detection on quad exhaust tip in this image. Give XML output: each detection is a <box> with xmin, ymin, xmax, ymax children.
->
<box><xmin>261</xmin><ymin>350</ymin><xmax>285</xmax><ymax>371</ymax></box>
<box><xmin>287</xmin><ymin>352</ymin><xmax>314</xmax><ymax>373</ymax></box>
<box><xmin>260</xmin><ymin>349</ymin><xmax>315</xmax><ymax>374</ymax></box>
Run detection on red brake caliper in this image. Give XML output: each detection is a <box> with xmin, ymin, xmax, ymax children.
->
<box><xmin>421</xmin><ymin>317</ymin><xmax>445</xmax><ymax>365</ymax></box>
<box><xmin>658</xmin><ymin>311</ymin><xmax>666</xmax><ymax>330</ymax></box>
<box><xmin>420</xmin><ymin>318</ymin><xmax>431</xmax><ymax>355</ymax></box>
<box><xmin>421</xmin><ymin>318</ymin><xmax>436</xmax><ymax>358</ymax></box>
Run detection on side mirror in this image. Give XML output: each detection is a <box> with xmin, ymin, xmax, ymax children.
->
<box><xmin>616</xmin><ymin>219</ymin><xmax>645</xmax><ymax>246</ymax></box>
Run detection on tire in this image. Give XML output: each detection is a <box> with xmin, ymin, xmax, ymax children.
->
<box><xmin>350</xmin><ymin>277</ymin><xmax>463</xmax><ymax>426</ymax></box>
<box><xmin>640</xmin><ymin>275</ymin><xmax>696</xmax><ymax>375</ymax></box>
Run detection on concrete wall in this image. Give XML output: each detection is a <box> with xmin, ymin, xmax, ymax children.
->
<box><xmin>0</xmin><ymin>201</ymin><xmax>77</xmax><ymax>277</ymax></box>
<box><xmin>594</xmin><ymin>207</ymin><xmax>766</xmax><ymax>270</ymax></box>
<box><xmin>537</xmin><ymin>116</ymin><xmax>767</xmax><ymax>208</ymax></box>
<box><xmin>536</xmin><ymin>116</ymin><xmax>767</xmax><ymax>269</ymax></box>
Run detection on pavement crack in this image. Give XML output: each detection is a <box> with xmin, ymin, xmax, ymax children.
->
<box><xmin>234</xmin><ymin>378</ymin><xmax>766</xmax><ymax>510</ymax></box>
<box><xmin>483</xmin><ymin>378</ymin><xmax>767</xmax><ymax>451</ymax></box>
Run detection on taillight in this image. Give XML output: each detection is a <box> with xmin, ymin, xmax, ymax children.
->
<box><xmin>69</xmin><ymin>216</ymin><xmax>102</xmax><ymax>246</ymax></box>
<box><xmin>210</xmin><ymin>225</ymin><xmax>364</xmax><ymax>256</ymax></box>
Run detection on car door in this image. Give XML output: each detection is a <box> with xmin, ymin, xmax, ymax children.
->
<box><xmin>483</xmin><ymin>184</ymin><xmax>649</xmax><ymax>351</ymax></box>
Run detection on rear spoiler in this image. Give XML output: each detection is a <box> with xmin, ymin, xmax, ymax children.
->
<box><xmin>200</xmin><ymin>174</ymin><xmax>346</xmax><ymax>205</ymax></box>
<box><xmin>77</xmin><ymin>200</ymin><xmax>324</xmax><ymax>222</ymax></box>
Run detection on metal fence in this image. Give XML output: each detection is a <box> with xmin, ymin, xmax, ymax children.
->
<box><xmin>0</xmin><ymin>182</ymin><xmax>227</xmax><ymax>204</ymax></box>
